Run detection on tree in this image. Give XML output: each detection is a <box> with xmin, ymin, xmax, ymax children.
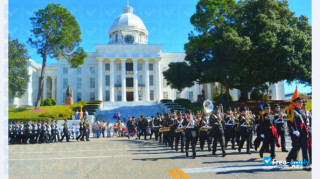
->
<box><xmin>163</xmin><ymin>62</ymin><xmax>197</xmax><ymax>92</ymax></box>
<box><xmin>28</xmin><ymin>4</ymin><xmax>87</xmax><ymax>109</ymax></box>
<box><xmin>165</xmin><ymin>0</ymin><xmax>311</xmax><ymax>102</ymax></box>
<box><xmin>9</xmin><ymin>38</ymin><xmax>30</xmax><ymax>102</ymax></box>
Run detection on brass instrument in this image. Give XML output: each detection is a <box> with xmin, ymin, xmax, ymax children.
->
<box><xmin>159</xmin><ymin>127</ymin><xmax>170</xmax><ymax>133</ymax></box>
<box><xmin>175</xmin><ymin>128</ymin><xmax>185</xmax><ymax>133</ymax></box>
<box><xmin>200</xmin><ymin>126</ymin><xmax>212</xmax><ymax>132</ymax></box>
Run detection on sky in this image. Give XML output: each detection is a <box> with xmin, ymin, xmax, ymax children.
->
<box><xmin>8</xmin><ymin>0</ymin><xmax>312</xmax><ymax>94</ymax></box>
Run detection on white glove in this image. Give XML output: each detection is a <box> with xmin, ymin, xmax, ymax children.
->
<box><xmin>293</xmin><ymin>131</ymin><xmax>300</xmax><ymax>136</ymax></box>
<box><xmin>260</xmin><ymin>134</ymin><xmax>265</xmax><ymax>138</ymax></box>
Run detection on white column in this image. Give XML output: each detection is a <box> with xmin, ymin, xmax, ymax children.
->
<box><xmin>109</xmin><ymin>59</ymin><xmax>115</xmax><ymax>102</ymax></box>
<box><xmin>121</xmin><ymin>59</ymin><xmax>126</xmax><ymax>102</ymax></box>
<box><xmin>97</xmin><ymin>58</ymin><xmax>103</xmax><ymax>101</ymax></box>
<box><xmin>144</xmin><ymin>59</ymin><xmax>150</xmax><ymax>101</ymax></box>
<box><xmin>207</xmin><ymin>83</ymin><xmax>211</xmax><ymax>101</ymax></box>
<box><xmin>52</xmin><ymin>76</ymin><xmax>56</xmax><ymax>100</ymax></box>
<box><xmin>27</xmin><ymin>69</ymin><xmax>33</xmax><ymax>106</ymax></box>
<box><xmin>155</xmin><ymin>60</ymin><xmax>162</xmax><ymax>101</ymax></box>
<box><xmin>57</xmin><ymin>64</ymin><xmax>62</xmax><ymax>104</ymax></box>
<box><xmin>133</xmin><ymin>59</ymin><xmax>139</xmax><ymax>101</ymax></box>
<box><xmin>193</xmin><ymin>82</ymin><xmax>199</xmax><ymax>102</ymax></box>
<box><xmin>43</xmin><ymin>76</ymin><xmax>47</xmax><ymax>99</ymax></box>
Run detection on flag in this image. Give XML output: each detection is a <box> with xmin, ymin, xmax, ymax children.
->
<box><xmin>286</xmin><ymin>85</ymin><xmax>298</xmax><ymax>122</ymax></box>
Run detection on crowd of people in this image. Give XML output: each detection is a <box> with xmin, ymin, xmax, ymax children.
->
<box><xmin>8</xmin><ymin>118</ymin><xmax>91</xmax><ymax>144</ymax></box>
<box><xmin>91</xmin><ymin>120</ymin><xmax>127</xmax><ymax>138</ymax></box>
<box><xmin>125</xmin><ymin>97</ymin><xmax>311</xmax><ymax>170</ymax></box>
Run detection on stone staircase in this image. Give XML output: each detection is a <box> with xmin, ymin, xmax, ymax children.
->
<box><xmin>97</xmin><ymin>101</ymin><xmax>164</xmax><ymax>123</ymax></box>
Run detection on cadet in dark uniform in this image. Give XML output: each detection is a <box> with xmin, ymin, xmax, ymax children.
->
<box><xmin>302</xmin><ymin>100</ymin><xmax>312</xmax><ymax>164</ymax></box>
<box><xmin>85</xmin><ymin>119</ymin><xmax>90</xmax><ymax>141</ymax></box>
<box><xmin>76</xmin><ymin>119</ymin><xmax>84</xmax><ymax>141</ymax></box>
<box><xmin>139</xmin><ymin>115</ymin><xmax>148</xmax><ymax>140</ymax></box>
<box><xmin>224</xmin><ymin>108</ymin><xmax>236</xmax><ymax>149</ymax></box>
<box><xmin>185</xmin><ymin>116</ymin><xmax>197</xmax><ymax>159</ymax></box>
<box><xmin>45</xmin><ymin>120</ymin><xmax>51</xmax><ymax>143</ymax></box>
<box><xmin>286</xmin><ymin>97</ymin><xmax>311</xmax><ymax>170</ymax></box>
<box><xmin>259</xmin><ymin>105</ymin><xmax>280</xmax><ymax>159</ymax></box>
<box><xmin>174</xmin><ymin>113</ymin><xmax>186</xmax><ymax>152</ymax></box>
<box><xmin>9</xmin><ymin>122</ymin><xmax>15</xmax><ymax>144</ymax></box>
<box><xmin>168</xmin><ymin>115</ymin><xmax>175</xmax><ymax>149</ymax></box>
<box><xmin>238</xmin><ymin>108</ymin><xmax>253</xmax><ymax>154</ymax></box>
<box><xmin>254</xmin><ymin>108</ymin><xmax>264</xmax><ymax>151</ymax></box>
<box><xmin>199</xmin><ymin>114</ymin><xmax>212</xmax><ymax>151</ymax></box>
<box><xmin>211</xmin><ymin>108</ymin><xmax>227</xmax><ymax>157</ymax></box>
<box><xmin>41</xmin><ymin>121</ymin><xmax>49</xmax><ymax>143</ymax></box>
<box><xmin>152</xmin><ymin>115</ymin><xmax>161</xmax><ymax>141</ymax></box>
<box><xmin>274</xmin><ymin>105</ymin><xmax>288</xmax><ymax>152</ymax></box>
<box><xmin>60</xmin><ymin>120</ymin><xmax>70</xmax><ymax>142</ymax></box>
<box><xmin>24</xmin><ymin>120</ymin><xmax>33</xmax><ymax>144</ymax></box>
<box><xmin>162</xmin><ymin>115</ymin><xmax>171</xmax><ymax>147</ymax></box>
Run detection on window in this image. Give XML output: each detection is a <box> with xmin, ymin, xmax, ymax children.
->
<box><xmin>189</xmin><ymin>91</ymin><xmax>194</xmax><ymax>102</ymax></box>
<box><xmin>115</xmin><ymin>34</ymin><xmax>118</xmax><ymax>42</ymax></box>
<box><xmin>77</xmin><ymin>67</ymin><xmax>82</xmax><ymax>74</ymax></box>
<box><xmin>138</xmin><ymin>75</ymin><xmax>143</xmax><ymax>85</ymax></box>
<box><xmin>117</xmin><ymin>91</ymin><xmax>121</xmax><ymax>101</ymax></box>
<box><xmin>163</xmin><ymin>92</ymin><xmax>168</xmax><ymax>99</ymax></box>
<box><xmin>150</xmin><ymin>90</ymin><xmax>154</xmax><ymax>100</ymax></box>
<box><xmin>90</xmin><ymin>78</ymin><xmax>95</xmax><ymax>88</ymax></box>
<box><xmin>105</xmin><ymin>90</ymin><xmax>110</xmax><ymax>101</ymax></box>
<box><xmin>126</xmin><ymin>78</ymin><xmax>133</xmax><ymax>87</ymax></box>
<box><xmin>149</xmin><ymin>75</ymin><xmax>153</xmax><ymax>86</ymax></box>
<box><xmin>138</xmin><ymin>90</ymin><xmax>143</xmax><ymax>101</ymax></box>
<box><xmin>63</xmin><ymin>67</ymin><xmax>68</xmax><ymax>75</ymax></box>
<box><xmin>116</xmin><ymin>64</ymin><xmax>121</xmax><ymax>71</ymax></box>
<box><xmin>77</xmin><ymin>78</ymin><xmax>82</xmax><ymax>88</ymax></box>
<box><xmin>77</xmin><ymin>92</ymin><xmax>82</xmax><ymax>102</ymax></box>
<box><xmin>90</xmin><ymin>92</ymin><xmax>95</xmax><ymax>100</ymax></box>
<box><xmin>90</xmin><ymin>67</ymin><xmax>95</xmax><ymax>74</ymax></box>
<box><xmin>126</xmin><ymin>63</ymin><xmax>133</xmax><ymax>71</ymax></box>
<box><xmin>176</xmin><ymin>91</ymin><xmax>180</xmax><ymax>99</ymax></box>
<box><xmin>116</xmin><ymin>75</ymin><xmax>121</xmax><ymax>85</ymax></box>
<box><xmin>63</xmin><ymin>92</ymin><xmax>66</xmax><ymax>101</ymax></box>
<box><xmin>149</xmin><ymin>64</ymin><xmax>153</xmax><ymax>71</ymax></box>
<box><xmin>138</xmin><ymin>64</ymin><xmax>143</xmax><ymax>71</ymax></box>
<box><xmin>105</xmin><ymin>64</ymin><xmax>110</xmax><ymax>71</ymax></box>
<box><xmin>63</xmin><ymin>78</ymin><xmax>68</xmax><ymax>89</ymax></box>
<box><xmin>105</xmin><ymin>75</ymin><xmax>110</xmax><ymax>86</ymax></box>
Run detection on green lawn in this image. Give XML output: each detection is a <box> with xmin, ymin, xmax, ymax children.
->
<box><xmin>9</xmin><ymin>105</ymin><xmax>76</xmax><ymax>120</ymax></box>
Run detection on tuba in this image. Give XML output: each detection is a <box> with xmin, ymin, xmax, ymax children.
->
<box><xmin>203</xmin><ymin>100</ymin><xmax>214</xmax><ymax>114</ymax></box>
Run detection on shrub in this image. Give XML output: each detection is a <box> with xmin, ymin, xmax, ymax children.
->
<box><xmin>250</xmin><ymin>89</ymin><xmax>264</xmax><ymax>101</ymax></box>
<box><xmin>174</xmin><ymin>98</ymin><xmax>192</xmax><ymax>107</ymax></box>
<box><xmin>160</xmin><ymin>99</ymin><xmax>172</xmax><ymax>103</ymax></box>
<box><xmin>39</xmin><ymin>112</ymin><xmax>50</xmax><ymax>118</ymax></box>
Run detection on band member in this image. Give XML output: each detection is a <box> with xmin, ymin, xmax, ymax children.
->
<box><xmin>274</xmin><ymin>105</ymin><xmax>288</xmax><ymax>152</ymax></box>
<box><xmin>224</xmin><ymin>108</ymin><xmax>236</xmax><ymax>149</ymax></box>
<box><xmin>162</xmin><ymin>114</ymin><xmax>171</xmax><ymax>147</ymax></box>
<box><xmin>185</xmin><ymin>115</ymin><xmax>197</xmax><ymax>159</ymax></box>
<box><xmin>174</xmin><ymin>112</ymin><xmax>186</xmax><ymax>152</ymax></box>
<box><xmin>60</xmin><ymin>120</ymin><xmax>70</xmax><ymax>142</ymax></box>
<box><xmin>211</xmin><ymin>108</ymin><xmax>227</xmax><ymax>157</ymax></box>
<box><xmin>158</xmin><ymin>114</ymin><xmax>163</xmax><ymax>143</ymax></box>
<box><xmin>286</xmin><ymin>97</ymin><xmax>311</xmax><ymax>170</ymax></box>
<box><xmin>45</xmin><ymin>120</ymin><xmax>51</xmax><ymax>143</ymax></box>
<box><xmin>139</xmin><ymin>115</ymin><xmax>148</xmax><ymax>140</ymax></box>
<box><xmin>152</xmin><ymin>114</ymin><xmax>161</xmax><ymax>141</ymax></box>
<box><xmin>234</xmin><ymin>109</ymin><xmax>241</xmax><ymax>146</ymax></box>
<box><xmin>259</xmin><ymin>104</ymin><xmax>280</xmax><ymax>159</ymax></box>
<box><xmin>76</xmin><ymin>119</ymin><xmax>84</xmax><ymax>141</ymax></box>
<box><xmin>9</xmin><ymin>122</ymin><xmax>15</xmax><ymax>144</ymax></box>
<box><xmin>199</xmin><ymin>114</ymin><xmax>212</xmax><ymax>151</ymax></box>
<box><xmin>238</xmin><ymin>108</ymin><xmax>253</xmax><ymax>154</ymax></box>
<box><xmin>302</xmin><ymin>100</ymin><xmax>312</xmax><ymax>164</ymax></box>
<box><xmin>254</xmin><ymin>108</ymin><xmax>264</xmax><ymax>151</ymax></box>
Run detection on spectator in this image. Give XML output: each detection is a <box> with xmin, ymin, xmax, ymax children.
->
<box><xmin>75</xmin><ymin>123</ymin><xmax>80</xmax><ymax>139</ymax></box>
<box><xmin>92</xmin><ymin>122</ymin><xmax>96</xmax><ymax>138</ymax></box>
<box><xmin>114</xmin><ymin>122</ymin><xmax>118</xmax><ymax>137</ymax></box>
<box><xmin>84</xmin><ymin>110</ymin><xmax>89</xmax><ymax>119</ymax></box>
<box><xmin>71</xmin><ymin>123</ymin><xmax>76</xmax><ymax>139</ymax></box>
<box><xmin>96</xmin><ymin>122</ymin><xmax>101</xmax><ymax>138</ymax></box>
<box><xmin>107</xmin><ymin>121</ymin><xmax>113</xmax><ymax>137</ymax></box>
<box><xmin>102</xmin><ymin>121</ymin><xmax>106</xmax><ymax>138</ymax></box>
<box><xmin>75</xmin><ymin>110</ymin><xmax>79</xmax><ymax>120</ymax></box>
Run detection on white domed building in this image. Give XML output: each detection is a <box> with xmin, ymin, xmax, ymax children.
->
<box><xmin>14</xmin><ymin>5</ymin><xmax>285</xmax><ymax>109</ymax></box>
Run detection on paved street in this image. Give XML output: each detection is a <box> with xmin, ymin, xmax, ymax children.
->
<box><xmin>9</xmin><ymin>135</ymin><xmax>311</xmax><ymax>179</ymax></box>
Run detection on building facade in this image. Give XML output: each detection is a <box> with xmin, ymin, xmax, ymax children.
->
<box><xmin>13</xmin><ymin>5</ymin><xmax>285</xmax><ymax>107</ymax></box>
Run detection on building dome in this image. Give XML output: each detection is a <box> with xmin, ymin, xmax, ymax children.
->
<box><xmin>108</xmin><ymin>6</ymin><xmax>148</xmax><ymax>44</ymax></box>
